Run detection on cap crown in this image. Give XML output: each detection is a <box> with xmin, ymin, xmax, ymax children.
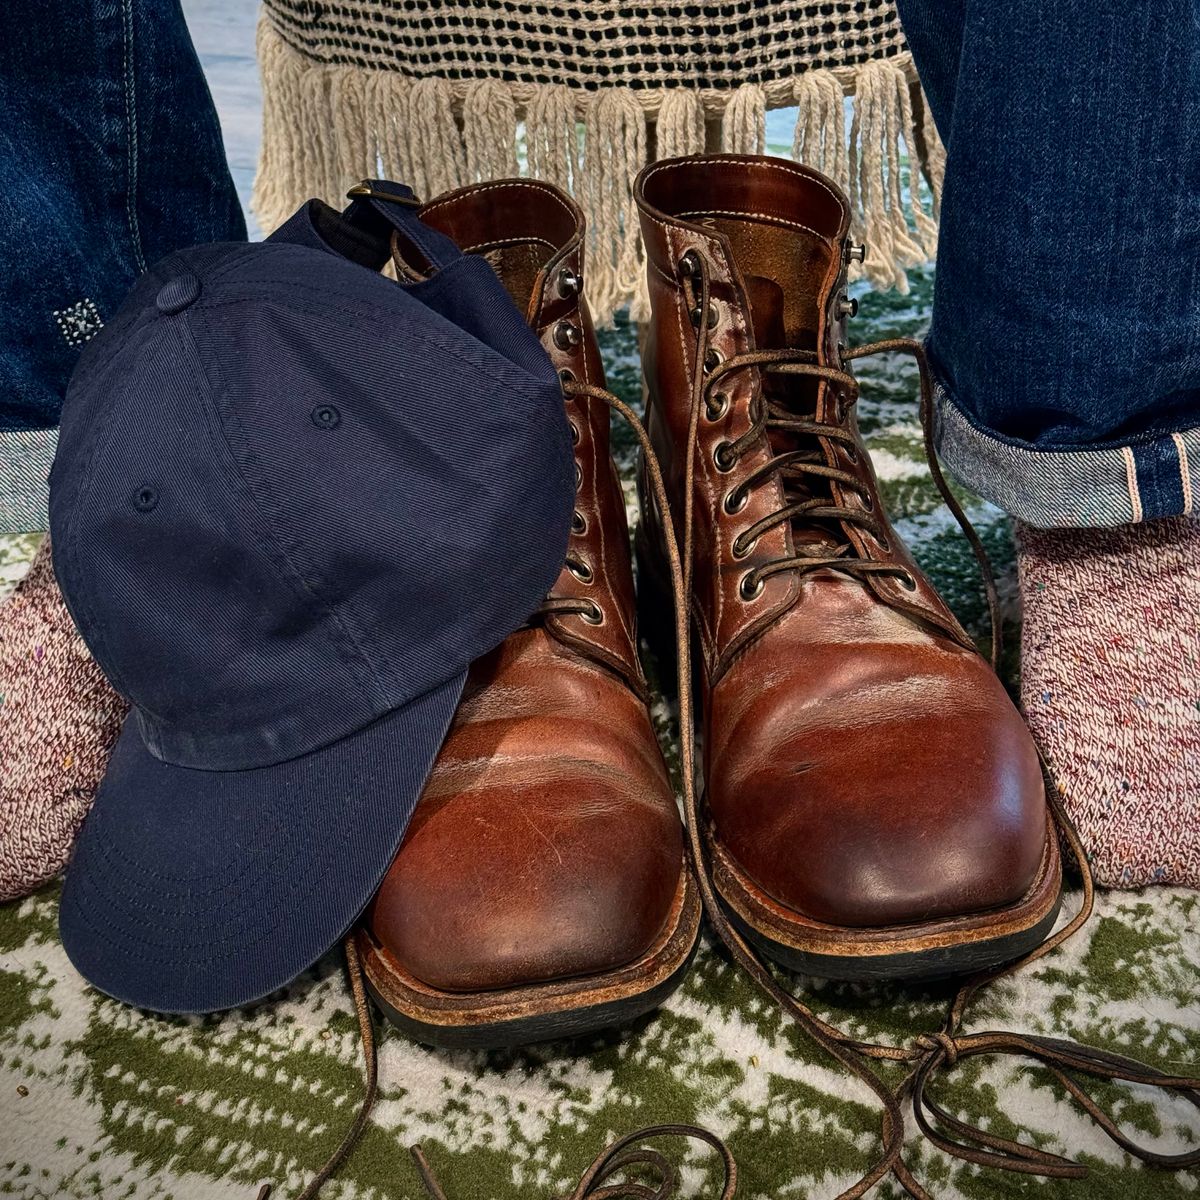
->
<box><xmin>51</xmin><ymin>189</ymin><xmax>573</xmax><ymax>769</ymax></box>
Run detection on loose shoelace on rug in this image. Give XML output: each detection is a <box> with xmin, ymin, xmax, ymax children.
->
<box><xmin>263</xmin><ymin>314</ymin><xmax>1199</xmax><ymax>1199</ymax></box>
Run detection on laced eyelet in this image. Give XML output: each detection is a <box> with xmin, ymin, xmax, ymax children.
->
<box><xmin>713</xmin><ymin>441</ymin><xmax>737</xmax><ymax>473</ymax></box>
<box><xmin>704</xmin><ymin>348</ymin><xmax>723</xmax><ymax>373</ymax></box>
<box><xmin>559</xmin><ymin>367</ymin><xmax>576</xmax><ymax>386</ymax></box>
<box><xmin>575</xmin><ymin>463</ymin><xmax>583</xmax><ymax>492</ymax></box>
<box><xmin>860</xmin><ymin>490</ymin><xmax>874</xmax><ymax>511</ymax></box>
<box><xmin>845</xmin><ymin>442</ymin><xmax>859</xmax><ymax>464</ymax></box>
<box><xmin>569</xmin><ymin>421</ymin><xmax>580</xmax><ymax>444</ymax></box>
<box><xmin>899</xmin><ymin>572</ymin><xmax>918</xmax><ymax>591</ymax></box>
<box><xmin>731</xmin><ymin>533</ymin><xmax>757</xmax><ymax>560</ymax></box>
<box><xmin>705</xmin><ymin>391</ymin><xmax>730</xmax><ymax>422</ymax></box>
<box><xmin>554</xmin><ymin>320</ymin><xmax>582</xmax><ymax>350</ymax></box>
<box><xmin>678</xmin><ymin>249</ymin><xmax>702</xmax><ymax>278</ymax></box>
<box><xmin>571</xmin><ymin>509</ymin><xmax>587</xmax><ymax>535</ymax></box>
<box><xmin>690</xmin><ymin>301</ymin><xmax>719</xmax><ymax>330</ymax></box>
<box><xmin>739</xmin><ymin>571</ymin><xmax>764</xmax><ymax>601</ymax></box>
<box><xmin>556</xmin><ymin>265</ymin><xmax>581</xmax><ymax>298</ymax></box>
<box><xmin>874</xmin><ymin>533</ymin><xmax>891</xmax><ymax>553</ymax></box>
<box><xmin>568</xmin><ymin>558</ymin><xmax>593</xmax><ymax>583</ymax></box>
<box><xmin>581</xmin><ymin>601</ymin><xmax>604</xmax><ymax>625</ymax></box>
<box><xmin>722</xmin><ymin>487</ymin><xmax>747</xmax><ymax>515</ymax></box>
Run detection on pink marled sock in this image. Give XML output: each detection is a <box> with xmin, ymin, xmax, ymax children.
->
<box><xmin>0</xmin><ymin>538</ymin><xmax>127</xmax><ymax>901</ymax></box>
<box><xmin>1017</xmin><ymin>517</ymin><xmax>1200</xmax><ymax>888</ymax></box>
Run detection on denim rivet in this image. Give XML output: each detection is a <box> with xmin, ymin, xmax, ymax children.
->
<box><xmin>132</xmin><ymin>487</ymin><xmax>159</xmax><ymax>513</ymax></box>
<box><xmin>311</xmin><ymin>404</ymin><xmax>341</xmax><ymax>429</ymax></box>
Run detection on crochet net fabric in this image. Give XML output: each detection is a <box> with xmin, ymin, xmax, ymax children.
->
<box><xmin>254</xmin><ymin>0</ymin><xmax>944</xmax><ymax>322</ymax></box>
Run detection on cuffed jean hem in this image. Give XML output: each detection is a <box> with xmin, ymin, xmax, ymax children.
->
<box><xmin>933</xmin><ymin>383</ymin><xmax>1199</xmax><ymax>529</ymax></box>
<box><xmin>0</xmin><ymin>428</ymin><xmax>57</xmax><ymax>533</ymax></box>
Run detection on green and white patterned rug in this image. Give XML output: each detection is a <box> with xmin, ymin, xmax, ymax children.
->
<box><xmin>2</xmin><ymin>270</ymin><xmax>1198</xmax><ymax>1199</ymax></box>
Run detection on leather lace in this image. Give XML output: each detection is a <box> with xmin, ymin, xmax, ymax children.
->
<box><xmin>261</xmin><ymin>299</ymin><xmax>1199</xmax><ymax>1198</ymax></box>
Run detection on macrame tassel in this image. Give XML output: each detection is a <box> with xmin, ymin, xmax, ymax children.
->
<box><xmin>253</xmin><ymin>14</ymin><xmax>309</xmax><ymax>232</ymax></box>
<box><xmin>792</xmin><ymin>69</ymin><xmax>850</xmax><ymax>199</ymax></box>
<box><xmin>297</xmin><ymin>64</ymin><xmax>341</xmax><ymax>205</ymax></box>
<box><xmin>463</xmin><ymin>79</ymin><xmax>519</xmax><ymax>182</ymax></box>
<box><xmin>656</xmin><ymin>90</ymin><xmax>706</xmax><ymax>160</ymax></box>
<box><xmin>582</xmin><ymin>88</ymin><xmax>647</xmax><ymax>323</ymax></box>
<box><xmin>365</xmin><ymin>69</ymin><xmax>410</xmax><ymax>184</ymax></box>
<box><xmin>330</xmin><ymin>64</ymin><xmax>374</xmax><ymax>188</ymax></box>
<box><xmin>526</xmin><ymin>84</ymin><xmax>580</xmax><ymax>191</ymax></box>
<box><xmin>722</xmin><ymin>83</ymin><xmax>766</xmax><ymax>154</ymax></box>
<box><xmin>406</xmin><ymin>78</ymin><xmax>468</xmax><ymax>198</ymax></box>
<box><xmin>850</xmin><ymin>60</ymin><xmax>927</xmax><ymax>293</ymax></box>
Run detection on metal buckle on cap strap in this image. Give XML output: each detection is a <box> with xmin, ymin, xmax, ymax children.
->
<box><xmin>345</xmin><ymin>181</ymin><xmax>422</xmax><ymax>207</ymax></box>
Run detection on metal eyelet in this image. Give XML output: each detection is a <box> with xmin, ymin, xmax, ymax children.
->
<box><xmin>581</xmin><ymin>601</ymin><xmax>604</xmax><ymax>625</ymax></box>
<box><xmin>568</xmin><ymin>558</ymin><xmax>594</xmax><ymax>583</ymax></box>
<box><xmin>874</xmin><ymin>532</ymin><xmax>891</xmax><ymax>553</ymax></box>
<box><xmin>678</xmin><ymin>249</ymin><xmax>702</xmax><ymax>278</ymax></box>
<box><xmin>846</xmin><ymin>443</ymin><xmax>859</xmax><ymax>464</ymax></box>
<box><xmin>556</xmin><ymin>266</ymin><xmax>581</xmax><ymax>298</ymax></box>
<box><xmin>575</xmin><ymin>463</ymin><xmax>583</xmax><ymax>492</ymax></box>
<box><xmin>690</xmin><ymin>301</ymin><xmax>719</xmax><ymax>330</ymax></box>
<box><xmin>739</xmin><ymin>571</ymin><xmax>764</xmax><ymax>601</ymax></box>
<box><xmin>559</xmin><ymin>367</ymin><xmax>576</xmax><ymax>385</ymax></box>
<box><xmin>705</xmin><ymin>391</ymin><xmax>730</xmax><ymax>422</ymax></box>
<box><xmin>554</xmin><ymin>320</ymin><xmax>582</xmax><ymax>350</ymax></box>
<box><xmin>569</xmin><ymin>422</ymin><xmax>580</xmax><ymax>445</ymax></box>
<box><xmin>899</xmin><ymin>572</ymin><xmax>918</xmax><ymax>591</ymax></box>
<box><xmin>861</xmin><ymin>491</ymin><xmax>875</xmax><ymax>512</ymax></box>
<box><xmin>571</xmin><ymin>509</ymin><xmax>587</xmax><ymax>535</ymax></box>
<box><xmin>713</xmin><ymin>441</ymin><xmax>737</xmax><ymax>473</ymax></box>
<box><xmin>703</xmin><ymin>348</ymin><xmax>723</xmax><ymax>373</ymax></box>
<box><xmin>731</xmin><ymin>533</ymin><xmax>756</xmax><ymax>560</ymax></box>
<box><xmin>722</xmin><ymin>487</ymin><xmax>747</xmax><ymax>515</ymax></box>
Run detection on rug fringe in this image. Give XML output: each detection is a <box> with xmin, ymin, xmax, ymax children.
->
<box><xmin>253</xmin><ymin>14</ymin><xmax>944</xmax><ymax>323</ymax></box>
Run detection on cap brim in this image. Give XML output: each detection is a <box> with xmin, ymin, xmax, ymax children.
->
<box><xmin>58</xmin><ymin>671</ymin><xmax>466</xmax><ymax>1013</ymax></box>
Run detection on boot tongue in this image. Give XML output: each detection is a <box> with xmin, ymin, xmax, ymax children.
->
<box><xmin>740</xmin><ymin>270</ymin><xmax>842</xmax><ymax>555</ymax></box>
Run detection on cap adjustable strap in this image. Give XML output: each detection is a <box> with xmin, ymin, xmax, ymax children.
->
<box><xmin>342</xmin><ymin>179</ymin><xmax>463</xmax><ymax>274</ymax></box>
<box><xmin>266</xmin><ymin>180</ymin><xmax>462</xmax><ymax>275</ymax></box>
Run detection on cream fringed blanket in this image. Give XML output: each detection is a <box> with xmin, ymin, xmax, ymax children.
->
<box><xmin>253</xmin><ymin>1</ymin><xmax>945</xmax><ymax>323</ymax></box>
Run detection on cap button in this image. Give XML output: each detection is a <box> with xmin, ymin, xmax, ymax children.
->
<box><xmin>156</xmin><ymin>273</ymin><xmax>201</xmax><ymax>315</ymax></box>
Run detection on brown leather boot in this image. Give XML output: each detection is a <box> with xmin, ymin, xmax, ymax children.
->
<box><xmin>633</xmin><ymin>154</ymin><xmax>1061</xmax><ymax>980</ymax></box>
<box><xmin>357</xmin><ymin>180</ymin><xmax>700</xmax><ymax>1047</ymax></box>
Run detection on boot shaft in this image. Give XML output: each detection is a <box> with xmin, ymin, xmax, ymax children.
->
<box><xmin>416</xmin><ymin>180</ymin><xmax>644</xmax><ymax>689</ymax></box>
<box><xmin>634</xmin><ymin>154</ymin><xmax>961</xmax><ymax>671</ymax></box>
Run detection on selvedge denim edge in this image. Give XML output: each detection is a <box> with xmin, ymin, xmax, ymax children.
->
<box><xmin>0</xmin><ymin>429</ymin><xmax>57</xmax><ymax>533</ymax></box>
<box><xmin>934</xmin><ymin>380</ymin><xmax>1197</xmax><ymax>530</ymax></box>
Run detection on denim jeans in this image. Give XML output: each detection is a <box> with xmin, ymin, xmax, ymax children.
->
<box><xmin>0</xmin><ymin>0</ymin><xmax>244</xmax><ymax>533</ymax></box>
<box><xmin>896</xmin><ymin>0</ymin><xmax>1200</xmax><ymax>527</ymax></box>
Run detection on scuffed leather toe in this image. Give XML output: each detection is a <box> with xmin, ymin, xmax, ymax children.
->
<box><xmin>369</xmin><ymin>776</ymin><xmax>681</xmax><ymax>993</ymax></box>
<box><xmin>708</xmin><ymin>627</ymin><xmax>1047</xmax><ymax>930</ymax></box>
<box><xmin>367</xmin><ymin>634</ymin><xmax>685</xmax><ymax>995</ymax></box>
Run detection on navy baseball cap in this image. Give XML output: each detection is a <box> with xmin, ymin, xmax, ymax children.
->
<box><xmin>49</xmin><ymin>183</ymin><xmax>575</xmax><ymax>1013</ymax></box>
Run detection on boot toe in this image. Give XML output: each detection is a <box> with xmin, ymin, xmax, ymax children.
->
<box><xmin>712</xmin><ymin>662</ymin><xmax>1048</xmax><ymax>930</ymax></box>
<box><xmin>367</xmin><ymin>780</ymin><xmax>683</xmax><ymax>994</ymax></box>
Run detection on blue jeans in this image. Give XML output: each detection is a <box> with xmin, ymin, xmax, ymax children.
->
<box><xmin>897</xmin><ymin>0</ymin><xmax>1200</xmax><ymax>527</ymax></box>
<box><xmin>0</xmin><ymin>0</ymin><xmax>244</xmax><ymax>533</ymax></box>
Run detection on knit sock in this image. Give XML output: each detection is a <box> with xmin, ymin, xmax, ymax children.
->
<box><xmin>1017</xmin><ymin>517</ymin><xmax>1200</xmax><ymax>888</ymax></box>
<box><xmin>0</xmin><ymin>538</ymin><xmax>126</xmax><ymax>901</ymax></box>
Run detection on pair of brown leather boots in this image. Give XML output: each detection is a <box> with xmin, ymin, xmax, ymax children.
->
<box><xmin>356</xmin><ymin>155</ymin><xmax>1062</xmax><ymax>1048</ymax></box>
